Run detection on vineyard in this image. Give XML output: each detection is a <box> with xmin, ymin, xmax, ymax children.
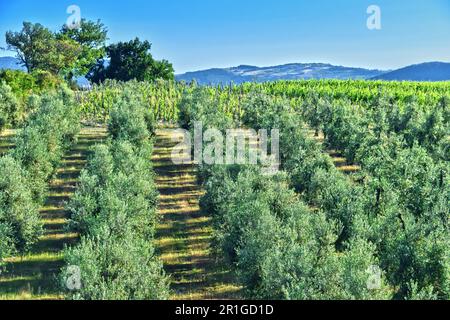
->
<box><xmin>0</xmin><ymin>79</ymin><xmax>448</xmax><ymax>300</ymax></box>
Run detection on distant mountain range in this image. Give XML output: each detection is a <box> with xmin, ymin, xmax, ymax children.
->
<box><xmin>0</xmin><ymin>56</ymin><xmax>25</xmax><ymax>71</ymax></box>
<box><xmin>372</xmin><ymin>62</ymin><xmax>450</xmax><ymax>82</ymax></box>
<box><xmin>176</xmin><ymin>63</ymin><xmax>386</xmax><ymax>85</ymax></box>
<box><xmin>176</xmin><ymin>62</ymin><xmax>450</xmax><ymax>84</ymax></box>
<box><xmin>1</xmin><ymin>56</ymin><xmax>450</xmax><ymax>84</ymax></box>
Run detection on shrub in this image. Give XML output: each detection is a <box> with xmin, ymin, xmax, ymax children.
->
<box><xmin>241</xmin><ymin>92</ymin><xmax>292</xmax><ymax>131</ymax></box>
<box><xmin>0</xmin><ymin>70</ymin><xmax>35</xmax><ymax>96</ymax></box>
<box><xmin>62</xmin><ymin>232</ymin><xmax>168</xmax><ymax>300</ymax></box>
<box><xmin>12</xmin><ymin>89</ymin><xmax>80</xmax><ymax>202</ymax></box>
<box><xmin>178</xmin><ymin>88</ymin><xmax>235</xmax><ymax>131</ymax></box>
<box><xmin>68</xmin><ymin>141</ymin><xmax>158</xmax><ymax>239</ymax></box>
<box><xmin>63</xmin><ymin>140</ymin><xmax>166</xmax><ymax>299</ymax></box>
<box><xmin>200</xmin><ymin>165</ymin><xmax>391</xmax><ymax>300</ymax></box>
<box><xmin>108</xmin><ymin>90</ymin><xmax>154</xmax><ymax>148</ymax></box>
<box><xmin>0</xmin><ymin>156</ymin><xmax>42</xmax><ymax>253</ymax></box>
<box><xmin>0</xmin><ymin>88</ymin><xmax>80</xmax><ymax>263</ymax></box>
<box><xmin>0</xmin><ymin>69</ymin><xmax>62</xmax><ymax>98</ymax></box>
<box><xmin>0</xmin><ymin>82</ymin><xmax>22</xmax><ymax>130</ymax></box>
<box><xmin>62</xmin><ymin>92</ymin><xmax>167</xmax><ymax>300</ymax></box>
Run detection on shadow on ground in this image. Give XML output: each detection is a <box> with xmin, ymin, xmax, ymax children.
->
<box><xmin>153</xmin><ymin>129</ymin><xmax>242</xmax><ymax>300</ymax></box>
<box><xmin>0</xmin><ymin>127</ymin><xmax>107</xmax><ymax>300</ymax></box>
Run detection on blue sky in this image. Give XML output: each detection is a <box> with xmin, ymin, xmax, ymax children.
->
<box><xmin>0</xmin><ymin>0</ymin><xmax>449</xmax><ymax>73</ymax></box>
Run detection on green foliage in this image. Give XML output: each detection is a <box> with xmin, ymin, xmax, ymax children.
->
<box><xmin>241</xmin><ymin>92</ymin><xmax>292</xmax><ymax>131</ymax></box>
<box><xmin>59</xmin><ymin>19</ymin><xmax>108</xmax><ymax>79</ymax></box>
<box><xmin>182</xmin><ymin>90</ymin><xmax>389</xmax><ymax>299</ymax></box>
<box><xmin>67</xmin><ymin>142</ymin><xmax>158</xmax><ymax>239</ymax></box>
<box><xmin>62</xmin><ymin>92</ymin><xmax>168</xmax><ymax>300</ymax></box>
<box><xmin>0</xmin><ymin>71</ymin><xmax>35</xmax><ymax>99</ymax></box>
<box><xmin>366</xmin><ymin>206</ymin><xmax>449</xmax><ymax>299</ymax></box>
<box><xmin>0</xmin><ymin>71</ymin><xmax>64</xmax><ymax>128</ymax></box>
<box><xmin>62</xmin><ymin>232</ymin><xmax>168</xmax><ymax>300</ymax></box>
<box><xmin>0</xmin><ymin>156</ymin><xmax>42</xmax><ymax>255</ymax></box>
<box><xmin>5</xmin><ymin>19</ymin><xmax>109</xmax><ymax>82</ymax></box>
<box><xmin>183</xmin><ymin>82</ymin><xmax>449</xmax><ymax>300</ymax></box>
<box><xmin>0</xmin><ymin>88</ymin><xmax>80</xmax><ymax>265</ymax></box>
<box><xmin>257</xmin><ymin>79</ymin><xmax>450</xmax><ymax>107</ymax></box>
<box><xmin>406</xmin><ymin>281</ymin><xmax>439</xmax><ymax>300</ymax></box>
<box><xmin>2</xmin><ymin>74</ymin><xmax>447</xmax><ymax>300</ymax></box>
<box><xmin>63</xmin><ymin>140</ymin><xmax>167</xmax><ymax>299</ymax></box>
<box><xmin>0</xmin><ymin>82</ymin><xmax>21</xmax><ymax>131</ymax></box>
<box><xmin>6</xmin><ymin>22</ymin><xmax>82</xmax><ymax>76</ymax></box>
<box><xmin>12</xmin><ymin>88</ymin><xmax>80</xmax><ymax>203</ymax></box>
<box><xmin>88</xmin><ymin>38</ymin><xmax>174</xmax><ymax>84</ymax></box>
<box><xmin>6</xmin><ymin>22</ymin><xmax>54</xmax><ymax>73</ymax></box>
<box><xmin>0</xmin><ymin>70</ymin><xmax>62</xmax><ymax>98</ymax></box>
<box><xmin>31</xmin><ymin>70</ymin><xmax>63</xmax><ymax>92</ymax></box>
<box><xmin>200</xmin><ymin>165</ymin><xmax>391</xmax><ymax>300</ymax></box>
<box><xmin>79</xmin><ymin>80</ymin><xmax>183</xmax><ymax>122</ymax></box>
<box><xmin>107</xmin><ymin>90</ymin><xmax>155</xmax><ymax>147</ymax></box>
<box><xmin>178</xmin><ymin>87</ymin><xmax>236</xmax><ymax>131</ymax></box>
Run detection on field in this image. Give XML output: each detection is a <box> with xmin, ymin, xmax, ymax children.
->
<box><xmin>0</xmin><ymin>79</ymin><xmax>449</xmax><ymax>300</ymax></box>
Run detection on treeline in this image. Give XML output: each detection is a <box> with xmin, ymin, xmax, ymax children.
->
<box><xmin>0</xmin><ymin>88</ymin><xmax>80</xmax><ymax>265</ymax></box>
<box><xmin>60</xmin><ymin>90</ymin><xmax>169</xmax><ymax>299</ymax></box>
<box><xmin>0</xmin><ymin>19</ymin><xmax>175</xmax><ymax>132</ymax></box>
<box><xmin>3</xmin><ymin>20</ymin><xmax>174</xmax><ymax>90</ymax></box>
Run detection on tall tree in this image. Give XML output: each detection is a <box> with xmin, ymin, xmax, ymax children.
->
<box><xmin>152</xmin><ymin>59</ymin><xmax>175</xmax><ymax>81</ymax></box>
<box><xmin>43</xmin><ymin>38</ymin><xmax>82</xmax><ymax>75</ymax></box>
<box><xmin>87</xmin><ymin>38</ymin><xmax>174</xmax><ymax>83</ymax></box>
<box><xmin>6</xmin><ymin>22</ymin><xmax>82</xmax><ymax>76</ymax></box>
<box><xmin>6</xmin><ymin>22</ymin><xmax>54</xmax><ymax>72</ymax></box>
<box><xmin>58</xmin><ymin>19</ymin><xmax>108</xmax><ymax>78</ymax></box>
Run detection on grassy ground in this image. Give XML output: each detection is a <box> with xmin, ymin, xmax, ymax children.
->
<box><xmin>303</xmin><ymin>127</ymin><xmax>361</xmax><ymax>174</ymax></box>
<box><xmin>153</xmin><ymin>129</ymin><xmax>242</xmax><ymax>300</ymax></box>
<box><xmin>0</xmin><ymin>127</ymin><xmax>106</xmax><ymax>300</ymax></box>
<box><xmin>0</xmin><ymin>129</ymin><xmax>16</xmax><ymax>156</ymax></box>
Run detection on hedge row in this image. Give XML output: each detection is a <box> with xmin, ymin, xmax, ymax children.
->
<box><xmin>61</xmin><ymin>90</ymin><xmax>169</xmax><ymax>300</ymax></box>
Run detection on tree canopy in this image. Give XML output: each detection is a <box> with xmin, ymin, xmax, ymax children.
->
<box><xmin>5</xmin><ymin>22</ymin><xmax>75</xmax><ymax>74</ymax></box>
<box><xmin>6</xmin><ymin>22</ymin><xmax>173</xmax><ymax>85</ymax></box>
<box><xmin>58</xmin><ymin>19</ymin><xmax>108</xmax><ymax>79</ymax></box>
<box><xmin>87</xmin><ymin>38</ymin><xmax>174</xmax><ymax>84</ymax></box>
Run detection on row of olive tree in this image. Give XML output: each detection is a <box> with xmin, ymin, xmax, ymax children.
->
<box><xmin>0</xmin><ymin>82</ymin><xmax>21</xmax><ymax>132</ymax></box>
<box><xmin>240</xmin><ymin>93</ymin><xmax>449</xmax><ymax>300</ymax></box>
<box><xmin>0</xmin><ymin>87</ymin><xmax>80</xmax><ymax>265</ymax></box>
<box><xmin>178</xmin><ymin>88</ymin><xmax>391</xmax><ymax>299</ymax></box>
<box><xmin>300</xmin><ymin>93</ymin><xmax>449</xmax><ymax>163</ymax></box>
<box><xmin>60</xmin><ymin>90</ymin><xmax>169</xmax><ymax>299</ymax></box>
<box><xmin>176</xmin><ymin>88</ymin><xmax>448</xmax><ymax>300</ymax></box>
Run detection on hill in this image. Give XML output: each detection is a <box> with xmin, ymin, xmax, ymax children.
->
<box><xmin>176</xmin><ymin>63</ymin><xmax>387</xmax><ymax>85</ymax></box>
<box><xmin>0</xmin><ymin>56</ymin><xmax>25</xmax><ymax>71</ymax></box>
<box><xmin>372</xmin><ymin>62</ymin><xmax>450</xmax><ymax>81</ymax></box>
